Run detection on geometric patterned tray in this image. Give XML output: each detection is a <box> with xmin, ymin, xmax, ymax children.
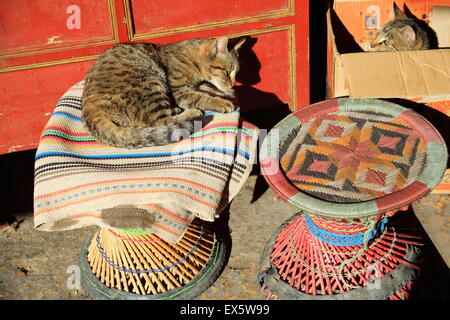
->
<box><xmin>260</xmin><ymin>98</ymin><xmax>447</xmax><ymax>219</ymax></box>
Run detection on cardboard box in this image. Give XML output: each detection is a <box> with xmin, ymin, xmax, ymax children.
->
<box><xmin>327</xmin><ymin>0</ymin><xmax>450</xmax><ymax>193</ymax></box>
<box><xmin>341</xmin><ymin>49</ymin><xmax>450</xmax><ymax>101</ymax></box>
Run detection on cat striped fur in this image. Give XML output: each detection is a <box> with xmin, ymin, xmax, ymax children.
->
<box><xmin>82</xmin><ymin>37</ymin><xmax>245</xmax><ymax>148</ymax></box>
<box><xmin>370</xmin><ymin>2</ymin><xmax>432</xmax><ymax>51</ymax></box>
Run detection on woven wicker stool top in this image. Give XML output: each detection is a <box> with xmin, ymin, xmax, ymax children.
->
<box><xmin>260</xmin><ymin>98</ymin><xmax>447</xmax><ymax>219</ymax></box>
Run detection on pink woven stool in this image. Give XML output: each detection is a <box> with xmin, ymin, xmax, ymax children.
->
<box><xmin>257</xmin><ymin>98</ymin><xmax>447</xmax><ymax>300</ymax></box>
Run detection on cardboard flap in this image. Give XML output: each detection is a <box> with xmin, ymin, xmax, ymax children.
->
<box><xmin>430</xmin><ymin>6</ymin><xmax>450</xmax><ymax>48</ymax></box>
<box><xmin>341</xmin><ymin>49</ymin><xmax>450</xmax><ymax>99</ymax></box>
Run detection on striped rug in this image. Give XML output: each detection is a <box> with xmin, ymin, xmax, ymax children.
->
<box><xmin>33</xmin><ymin>81</ymin><xmax>259</xmax><ymax>243</ymax></box>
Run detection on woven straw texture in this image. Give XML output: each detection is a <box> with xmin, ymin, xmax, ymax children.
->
<box><xmin>33</xmin><ymin>81</ymin><xmax>258</xmax><ymax>242</ymax></box>
<box><xmin>279</xmin><ymin>110</ymin><xmax>427</xmax><ymax>203</ymax></box>
<box><xmin>258</xmin><ymin>213</ymin><xmax>422</xmax><ymax>300</ymax></box>
<box><xmin>260</xmin><ymin>98</ymin><xmax>447</xmax><ymax>219</ymax></box>
<box><xmin>84</xmin><ymin>220</ymin><xmax>218</xmax><ymax>297</ymax></box>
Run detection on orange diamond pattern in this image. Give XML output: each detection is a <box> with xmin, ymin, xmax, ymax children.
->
<box><xmin>280</xmin><ymin>111</ymin><xmax>427</xmax><ymax>203</ymax></box>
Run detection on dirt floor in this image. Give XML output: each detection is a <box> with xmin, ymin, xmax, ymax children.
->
<box><xmin>0</xmin><ymin>148</ymin><xmax>449</xmax><ymax>300</ymax></box>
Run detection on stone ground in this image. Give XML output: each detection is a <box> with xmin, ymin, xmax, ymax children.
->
<box><xmin>0</xmin><ymin>150</ymin><xmax>449</xmax><ymax>300</ymax></box>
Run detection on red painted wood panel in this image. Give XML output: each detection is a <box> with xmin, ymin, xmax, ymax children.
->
<box><xmin>236</xmin><ymin>29</ymin><xmax>292</xmax><ymax>109</ymax></box>
<box><xmin>0</xmin><ymin>60</ymin><xmax>95</xmax><ymax>153</ymax></box>
<box><xmin>0</xmin><ymin>0</ymin><xmax>114</xmax><ymax>56</ymax></box>
<box><xmin>0</xmin><ymin>0</ymin><xmax>309</xmax><ymax>154</ymax></box>
<box><xmin>131</xmin><ymin>0</ymin><xmax>290</xmax><ymax>36</ymax></box>
<box><xmin>0</xmin><ymin>44</ymin><xmax>112</xmax><ymax>70</ymax></box>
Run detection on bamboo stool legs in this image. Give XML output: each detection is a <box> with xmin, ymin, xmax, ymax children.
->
<box><xmin>79</xmin><ymin>219</ymin><xmax>228</xmax><ymax>300</ymax></box>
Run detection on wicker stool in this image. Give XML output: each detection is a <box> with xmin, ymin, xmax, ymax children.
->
<box><xmin>33</xmin><ymin>81</ymin><xmax>259</xmax><ymax>300</ymax></box>
<box><xmin>257</xmin><ymin>98</ymin><xmax>447</xmax><ymax>300</ymax></box>
<box><xmin>79</xmin><ymin>219</ymin><xmax>227</xmax><ymax>299</ymax></box>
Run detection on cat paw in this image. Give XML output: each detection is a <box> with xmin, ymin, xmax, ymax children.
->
<box><xmin>187</xmin><ymin>108</ymin><xmax>204</xmax><ymax>119</ymax></box>
<box><xmin>212</xmin><ymin>99</ymin><xmax>235</xmax><ymax>113</ymax></box>
<box><xmin>180</xmin><ymin>108</ymin><xmax>203</xmax><ymax>121</ymax></box>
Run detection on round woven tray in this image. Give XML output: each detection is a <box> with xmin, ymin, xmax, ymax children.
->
<box><xmin>79</xmin><ymin>219</ymin><xmax>227</xmax><ymax>300</ymax></box>
<box><xmin>260</xmin><ymin>98</ymin><xmax>447</xmax><ymax>219</ymax></box>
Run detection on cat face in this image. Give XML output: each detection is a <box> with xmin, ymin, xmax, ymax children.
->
<box><xmin>200</xmin><ymin>37</ymin><xmax>245</xmax><ymax>94</ymax></box>
<box><xmin>370</xmin><ymin>3</ymin><xmax>427</xmax><ymax>51</ymax></box>
<box><xmin>371</xmin><ymin>21</ymin><xmax>419</xmax><ymax>51</ymax></box>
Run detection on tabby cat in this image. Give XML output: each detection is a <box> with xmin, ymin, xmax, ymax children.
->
<box><xmin>370</xmin><ymin>2</ymin><xmax>432</xmax><ymax>51</ymax></box>
<box><xmin>81</xmin><ymin>36</ymin><xmax>245</xmax><ymax>148</ymax></box>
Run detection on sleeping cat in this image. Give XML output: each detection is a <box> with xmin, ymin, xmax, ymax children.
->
<box><xmin>370</xmin><ymin>2</ymin><xmax>433</xmax><ymax>51</ymax></box>
<box><xmin>81</xmin><ymin>36</ymin><xmax>245</xmax><ymax>148</ymax></box>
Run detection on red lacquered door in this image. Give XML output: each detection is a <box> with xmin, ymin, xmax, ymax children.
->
<box><xmin>0</xmin><ymin>0</ymin><xmax>309</xmax><ymax>154</ymax></box>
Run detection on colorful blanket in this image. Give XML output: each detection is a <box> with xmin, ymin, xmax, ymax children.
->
<box><xmin>33</xmin><ymin>81</ymin><xmax>259</xmax><ymax>242</ymax></box>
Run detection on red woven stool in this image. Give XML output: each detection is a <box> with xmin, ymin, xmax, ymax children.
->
<box><xmin>258</xmin><ymin>98</ymin><xmax>447</xmax><ymax>300</ymax></box>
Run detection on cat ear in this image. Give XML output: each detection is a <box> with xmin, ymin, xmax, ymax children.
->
<box><xmin>393</xmin><ymin>2</ymin><xmax>407</xmax><ymax>20</ymax></box>
<box><xmin>213</xmin><ymin>37</ymin><xmax>229</xmax><ymax>56</ymax></box>
<box><xmin>400</xmin><ymin>25</ymin><xmax>416</xmax><ymax>46</ymax></box>
<box><xmin>233</xmin><ymin>38</ymin><xmax>246</xmax><ymax>52</ymax></box>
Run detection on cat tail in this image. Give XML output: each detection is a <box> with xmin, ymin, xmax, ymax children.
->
<box><xmin>83</xmin><ymin>107</ymin><xmax>212</xmax><ymax>148</ymax></box>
